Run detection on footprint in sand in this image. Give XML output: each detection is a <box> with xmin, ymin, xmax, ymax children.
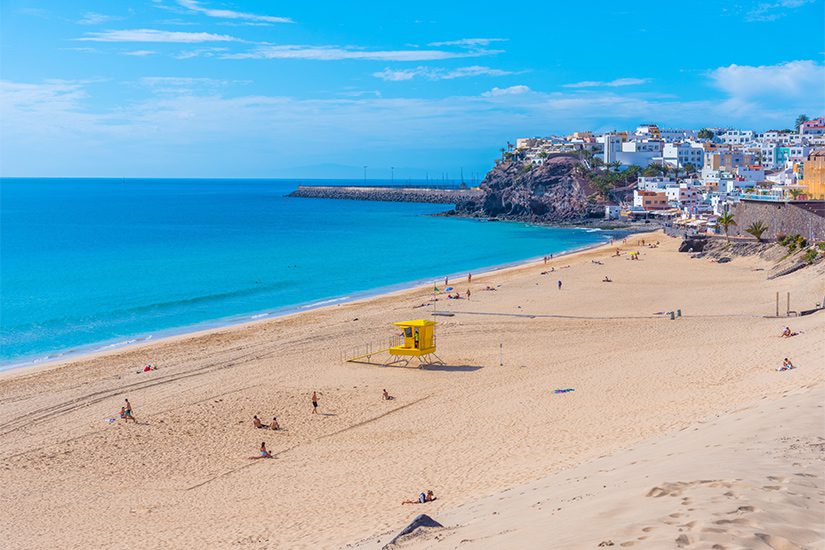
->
<box><xmin>728</xmin><ymin>505</ymin><xmax>756</xmax><ymax>514</ymax></box>
<box><xmin>756</xmin><ymin>532</ymin><xmax>803</xmax><ymax>550</ymax></box>
<box><xmin>641</xmin><ymin>527</ymin><xmax>656</xmax><ymax>533</ymax></box>
<box><xmin>675</xmin><ymin>534</ymin><xmax>693</xmax><ymax>547</ymax></box>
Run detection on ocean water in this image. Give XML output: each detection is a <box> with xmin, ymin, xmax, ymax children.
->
<box><xmin>0</xmin><ymin>179</ymin><xmax>609</xmax><ymax>367</ymax></box>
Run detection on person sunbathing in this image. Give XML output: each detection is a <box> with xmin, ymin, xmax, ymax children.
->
<box><xmin>383</xmin><ymin>389</ymin><xmax>392</xmax><ymax>400</ymax></box>
<box><xmin>781</xmin><ymin>327</ymin><xmax>799</xmax><ymax>338</ymax></box>
<box><xmin>402</xmin><ymin>490</ymin><xmax>435</xmax><ymax>504</ymax></box>
<box><xmin>252</xmin><ymin>442</ymin><xmax>272</xmax><ymax>459</ymax></box>
<box><xmin>602</xmin><ymin>276</ymin><xmax>612</xmax><ymax>283</ymax></box>
<box><xmin>252</xmin><ymin>415</ymin><xmax>267</xmax><ymax>429</ymax></box>
<box><xmin>270</xmin><ymin>417</ymin><xmax>280</xmax><ymax>431</ymax></box>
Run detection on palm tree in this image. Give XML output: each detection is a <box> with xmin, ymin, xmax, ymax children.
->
<box><xmin>683</xmin><ymin>163</ymin><xmax>696</xmax><ymax>177</ymax></box>
<box><xmin>718</xmin><ymin>209</ymin><xmax>736</xmax><ymax>241</ymax></box>
<box><xmin>795</xmin><ymin>114</ymin><xmax>809</xmax><ymax>132</ymax></box>
<box><xmin>745</xmin><ymin>220</ymin><xmax>768</xmax><ymax>242</ymax></box>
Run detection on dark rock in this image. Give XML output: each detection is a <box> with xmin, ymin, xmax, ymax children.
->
<box><xmin>383</xmin><ymin>514</ymin><xmax>443</xmax><ymax>548</ymax></box>
<box><xmin>678</xmin><ymin>238</ymin><xmax>708</xmax><ymax>253</ymax></box>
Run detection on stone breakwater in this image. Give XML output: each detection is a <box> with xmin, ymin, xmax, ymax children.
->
<box><xmin>287</xmin><ymin>185</ymin><xmax>483</xmax><ymax>204</ymax></box>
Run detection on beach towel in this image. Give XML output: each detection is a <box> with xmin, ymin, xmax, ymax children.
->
<box><xmin>553</xmin><ymin>388</ymin><xmax>575</xmax><ymax>394</ymax></box>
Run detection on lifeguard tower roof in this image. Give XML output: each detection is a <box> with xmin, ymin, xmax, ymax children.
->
<box><xmin>392</xmin><ymin>319</ymin><xmax>435</xmax><ymax>327</ymax></box>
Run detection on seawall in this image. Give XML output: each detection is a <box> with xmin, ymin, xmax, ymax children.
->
<box><xmin>287</xmin><ymin>185</ymin><xmax>483</xmax><ymax>204</ymax></box>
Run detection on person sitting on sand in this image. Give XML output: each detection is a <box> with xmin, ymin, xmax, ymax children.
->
<box><xmin>778</xmin><ymin>358</ymin><xmax>795</xmax><ymax>371</ymax></box>
<box><xmin>402</xmin><ymin>490</ymin><xmax>435</xmax><ymax>505</ymax></box>
<box><xmin>383</xmin><ymin>389</ymin><xmax>394</xmax><ymax>401</ymax></box>
<box><xmin>781</xmin><ymin>327</ymin><xmax>799</xmax><ymax>338</ymax></box>
<box><xmin>484</xmin><ymin>285</ymin><xmax>496</xmax><ymax>291</ymax></box>
<box><xmin>602</xmin><ymin>276</ymin><xmax>612</xmax><ymax>283</ymax></box>
<box><xmin>252</xmin><ymin>442</ymin><xmax>272</xmax><ymax>459</ymax></box>
<box><xmin>270</xmin><ymin>417</ymin><xmax>280</xmax><ymax>431</ymax></box>
<box><xmin>253</xmin><ymin>415</ymin><xmax>267</xmax><ymax>429</ymax></box>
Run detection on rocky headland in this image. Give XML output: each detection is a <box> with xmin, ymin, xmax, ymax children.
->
<box><xmin>452</xmin><ymin>154</ymin><xmax>630</xmax><ymax>223</ymax></box>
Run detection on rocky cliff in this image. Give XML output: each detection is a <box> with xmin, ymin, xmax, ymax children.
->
<box><xmin>454</xmin><ymin>154</ymin><xmax>604</xmax><ymax>222</ymax></box>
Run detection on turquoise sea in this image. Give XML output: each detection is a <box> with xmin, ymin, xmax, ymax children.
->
<box><xmin>0</xmin><ymin>179</ymin><xmax>610</xmax><ymax>368</ymax></box>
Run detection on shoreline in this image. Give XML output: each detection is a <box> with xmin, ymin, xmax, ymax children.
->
<box><xmin>0</xmin><ymin>232</ymin><xmax>620</xmax><ymax>378</ymax></box>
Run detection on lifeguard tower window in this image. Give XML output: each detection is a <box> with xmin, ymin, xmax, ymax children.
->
<box><xmin>404</xmin><ymin>327</ymin><xmax>412</xmax><ymax>337</ymax></box>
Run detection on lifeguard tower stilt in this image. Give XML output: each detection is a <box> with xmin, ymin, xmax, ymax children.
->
<box><xmin>344</xmin><ymin>319</ymin><xmax>444</xmax><ymax>368</ymax></box>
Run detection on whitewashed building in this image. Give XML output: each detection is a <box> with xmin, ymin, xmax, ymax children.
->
<box><xmin>719</xmin><ymin>129</ymin><xmax>755</xmax><ymax>145</ymax></box>
<box><xmin>662</xmin><ymin>142</ymin><xmax>704</xmax><ymax>168</ymax></box>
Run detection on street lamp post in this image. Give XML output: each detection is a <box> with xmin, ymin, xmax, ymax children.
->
<box><xmin>391</xmin><ymin>166</ymin><xmax>395</xmax><ymax>184</ymax></box>
<box><xmin>363</xmin><ymin>165</ymin><xmax>367</xmax><ymax>185</ymax></box>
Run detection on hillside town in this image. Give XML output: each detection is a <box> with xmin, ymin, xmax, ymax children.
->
<box><xmin>509</xmin><ymin>116</ymin><xmax>825</xmax><ymax>240</ymax></box>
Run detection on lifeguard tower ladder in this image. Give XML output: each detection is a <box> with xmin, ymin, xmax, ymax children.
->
<box><xmin>344</xmin><ymin>319</ymin><xmax>444</xmax><ymax>367</ymax></box>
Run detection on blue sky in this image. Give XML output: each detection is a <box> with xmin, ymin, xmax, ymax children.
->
<box><xmin>1</xmin><ymin>0</ymin><xmax>824</xmax><ymax>178</ymax></box>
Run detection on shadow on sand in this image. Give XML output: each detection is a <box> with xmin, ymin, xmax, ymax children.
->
<box><xmin>419</xmin><ymin>364</ymin><xmax>483</xmax><ymax>372</ymax></box>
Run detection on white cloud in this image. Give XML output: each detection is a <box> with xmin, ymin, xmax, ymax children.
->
<box><xmin>373</xmin><ymin>65</ymin><xmax>513</xmax><ymax>81</ymax></box>
<box><xmin>138</xmin><ymin>76</ymin><xmax>249</xmax><ymax>94</ymax></box>
<box><xmin>174</xmin><ymin>47</ymin><xmax>229</xmax><ymax>59</ymax></box>
<box><xmin>224</xmin><ymin>45</ymin><xmax>500</xmax><ymax>61</ymax></box>
<box><xmin>564</xmin><ymin>77</ymin><xmax>650</xmax><ymax>88</ymax></box>
<box><xmin>123</xmin><ymin>50</ymin><xmax>158</xmax><ymax>56</ymax></box>
<box><xmin>78</xmin><ymin>12</ymin><xmax>122</xmax><ymax>25</ymax></box>
<box><xmin>78</xmin><ymin>29</ymin><xmax>237</xmax><ymax>43</ymax></box>
<box><xmin>709</xmin><ymin>60</ymin><xmax>824</xmax><ymax>101</ymax></box>
<box><xmin>746</xmin><ymin>0</ymin><xmax>814</xmax><ymax>21</ymax></box>
<box><xmin>175</xmin><ymin>0</ymin><xmax>292</xmax><ymax>24</ymax></box>
<box><xmin>483</xmin><ymin>85</ymin><xmax>531</xmax><ymax>96</ymax></box>
<box><xmin>428</xmin><ymin>38</ymin><xmax>507</xmax><ymax>47</ymax></box>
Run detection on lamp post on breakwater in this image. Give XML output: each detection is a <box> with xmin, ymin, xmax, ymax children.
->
<box><xmin>391</xmin><ymin>166</ymin><xmax>395</xmax><ymax>185</ymax></box>
<box><xmin>363</xmin><ymin>165</ymin><xmax>367</xmax><ymax>186</ymax></box>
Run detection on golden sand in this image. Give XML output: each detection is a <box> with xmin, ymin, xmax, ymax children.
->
<box><xmin>1</xmin><ymin>231</ymin><xmax>822</xmax><ymax>549</ymax></box>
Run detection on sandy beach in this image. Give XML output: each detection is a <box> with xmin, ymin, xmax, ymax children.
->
<box><xmin>1</xmin><ymin>231</ymin><xmax>823</xmax><ymax>549</ymax></box>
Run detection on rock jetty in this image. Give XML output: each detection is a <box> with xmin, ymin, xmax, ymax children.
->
<box><xmin>288</xmin><ymin>185</ymin><xmax>482</xmax><ymax>204</ymax></box>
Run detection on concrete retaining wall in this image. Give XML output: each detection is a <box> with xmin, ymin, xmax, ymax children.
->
<box><xmin>730</xmin><ymin>200</ymin><xmax>825</xmax><ymax>242</ymax></box>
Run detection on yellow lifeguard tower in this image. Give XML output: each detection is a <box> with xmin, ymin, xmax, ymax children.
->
<box><xmin>344</xmin><ymin>319</ymin><xmax>443</xmax><ymax>367</ymax></box>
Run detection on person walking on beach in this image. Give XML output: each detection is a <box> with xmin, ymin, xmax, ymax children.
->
<box><xmin>467</xmin><ymin>273</ymin><xmax>472</xmax><ymax>283</ymax></box>
<box><xmin>466</xmin><ymin>288</ymin><xmax>471</xmax><ymax>300</ymax></box>
<box><xmin>311</xmin><ymin>391</ymin><xmax>319</xmax><ymax>414</ymax></box>
<box><xmin>123</xmin><ymin>399</ymin><xmax>136</xmax><ymax>422</ymax></box>
<box><xmin>557</xmin><ymin>280</ymin><xmax>562</xmax><ymax>290</ymax></box>
<box><xmin>444</xmin><ymin>276</ymin><xmax>449</xmax><ymax>286</ymax></box>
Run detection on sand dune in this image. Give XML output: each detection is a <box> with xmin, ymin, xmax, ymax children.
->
<box><xmin>0</xmin><ymin>231</ymin><xmax>823</xmax><ymax>549</ymax></box>
<box><xmin>355</xmin><ymin>384</ymin><xmax>825</xmax><ymax>550</ymax></box>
